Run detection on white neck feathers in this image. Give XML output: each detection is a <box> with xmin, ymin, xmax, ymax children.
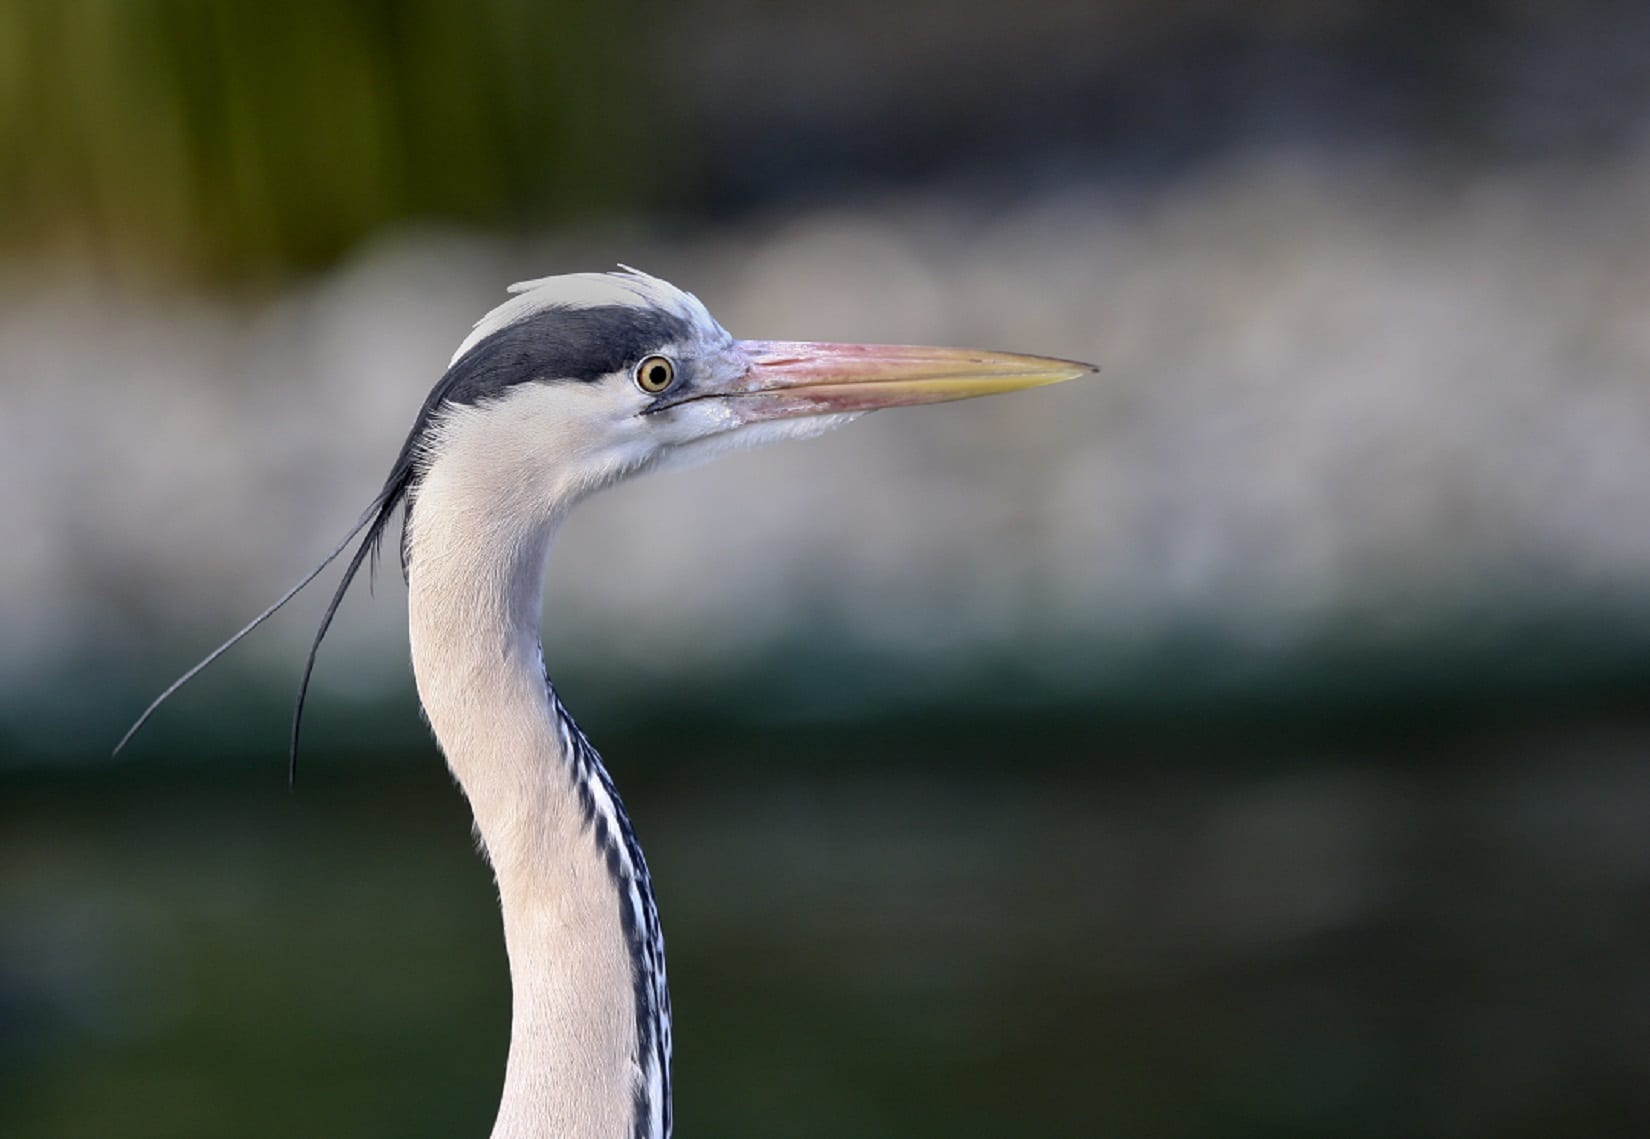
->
<box><xmin>404</xmin><ymin>405</ymin><xmax>666</xmax><ymax>1139</ymax></box>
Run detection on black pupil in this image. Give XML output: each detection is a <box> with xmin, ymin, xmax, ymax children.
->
<box><xmin>647</xmin><ymin>363</ymin><xmax>668</xmax><ymax>387</ymax></box>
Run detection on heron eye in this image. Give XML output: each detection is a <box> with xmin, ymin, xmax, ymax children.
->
<box><xmin>634</xmin><ymin>355</ymin><xmax>676</xmax><ymax>394</ymax></box>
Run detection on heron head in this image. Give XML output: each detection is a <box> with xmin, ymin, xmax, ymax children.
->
<box><xmin>403</xmin><ymin>267</ymin><xmax>1093</xmax><ymax>519</ymax></box>
<box><xmin>114</xmin><ymin>266</ymin><xmax>1095</xmax><ymax>772</ymax></box>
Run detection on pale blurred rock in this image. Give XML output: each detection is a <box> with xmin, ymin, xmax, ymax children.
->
<box><xmin>5</xmin><ymin>148</ymin><xmax>1650</xmax><ymax>730</ymax></box>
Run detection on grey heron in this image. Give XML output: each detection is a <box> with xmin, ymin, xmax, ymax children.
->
<box><xmin>119</xmin><ymin>268</ymin><xmax>1095</xmax><ymax>1139</ymax></box>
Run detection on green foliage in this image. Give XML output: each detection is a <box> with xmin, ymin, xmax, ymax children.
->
<box><xmin>0</xmin><ymin>0</ymin><xmax>660</xmax><ymax>279</ymax></box>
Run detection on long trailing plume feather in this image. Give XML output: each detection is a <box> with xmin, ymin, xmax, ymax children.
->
<box><xmin>113</xmin><ymin>268</ymin><xmax>675</xmax><ymax>782</ymax></box>
<box><xmin>114</xmin><ymin>448</ymin><xmax>419</xmax><ymax>784</ymax></box>
<box><xmin>109</xmin><ymin>311</ymin><xmax>494</xmax><ymax>782</ymax></box>
<box><xmin>111</xmin><ymin>499</ymin><xmax>383</xmax><ymax>757</ymax></box>
<box><xmin>285</xmin><ymin>460</ymin><xmax>414</xmax><ymax>785</ymax></box>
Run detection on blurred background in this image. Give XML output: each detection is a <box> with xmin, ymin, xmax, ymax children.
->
<box><xmin>4</xmin><ymin>1</ymin><xmax>1650</xmax><ymax>1135</ymax></box>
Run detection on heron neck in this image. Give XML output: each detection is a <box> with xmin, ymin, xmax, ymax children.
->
<box><xmin>406</xmin><ymin>475</ymin><xmax>661</xmax><ymax>1139</ymax></box>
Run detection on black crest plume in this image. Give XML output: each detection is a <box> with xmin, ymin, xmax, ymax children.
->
<box><xmin>113</xmin><ymin>298</ymin><xmax>692</xmax><ymax>783</ymax></box>
<box><xmin>110</xmin><ymin>322</ymin><xmax>480</xmax><ymax>782</ymax></box>
<box><xmin>111</xmin><ymin>322</ymin><xmax>467</xmax><ymax>782</ymax></box>
<box><xmin>113</xmin><ymin>436</ymin><xmax>419</xmax><ymax>785</ymax></box>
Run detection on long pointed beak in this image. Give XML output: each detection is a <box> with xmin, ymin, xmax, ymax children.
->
<box><xmin>712</xmin><ymin>340</ymin><xmax>1096</xmax><ymax>418</ymax></box>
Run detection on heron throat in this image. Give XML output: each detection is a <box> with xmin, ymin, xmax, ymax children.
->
<box><xmin>404</xmin><ymin>448</ymin><xmax>671</xmax><ymax>1139</ymax></box>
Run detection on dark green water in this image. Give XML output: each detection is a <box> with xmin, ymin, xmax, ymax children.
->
<box><xmin>4</xmin><ymin>710</ymin><xmax>1648</xmax><ymax>1137</ymax></box>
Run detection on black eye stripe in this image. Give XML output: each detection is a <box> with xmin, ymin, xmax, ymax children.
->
<box><xmin>390</xmin><ymin>303</ymin><xmax>695</xmax><ymax>532</ymax></box>
<box><xmin>441</xmin><ymin>305</ymin><xmax>692</xmax><ymax>401</ymax></box>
